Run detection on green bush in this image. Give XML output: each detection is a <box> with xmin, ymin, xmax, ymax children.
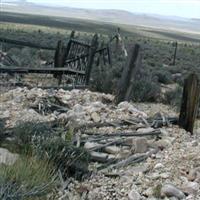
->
<box><xmin>153</xmin><ymin>70</ymin><xmax>173</xmax><ymax>84</ymax></box>
<box><xmin>13</xmin><ymin>122</ymin><xmax>55</xmax><ymax>155</ymax></box>
<box><xmin>131</xmin><ymin>78</ymin><xmax>161</xmax><ymax>102</ymax></box>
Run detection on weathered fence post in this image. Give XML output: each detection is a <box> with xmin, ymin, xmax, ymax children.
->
<box><xmin>114</xmin><ymin>44</ymin><xmax>141</xmax><ymax>104</ymax></box>
<box><xmin>54</xmin><ymin>40</ymin><xmax>66</xmax><ymax>85</ymax></box>
<box><xmin>107</xmin><ymin>44</ymin><xmax>112</xmax><ymax>66</ymax></box>
<box><xmin>85</xmin><ymin>34</ymin><xmax>98</xmax><ymax>85</ymax></box>
<box><xmin>64</xmin><ymin>30</ymin><xmax>76</xmax><ymax>60</ymax></box>
<box><xmin>179</xmin><ymin>73</ymin><xmax>200</xmax><ymax>134</ymax></box>
<box><xmin>54</xmin><ymin>31</ymin><xmax>76</xmax><ymax>85</ymax></box>
<box><xmin>70</xmin><ymin>30</ymin><xmax>75</xmax><ymax>39</ymax></box>
<box><xmin>172</xmin><ymin>41</ymin><xmax>178</xmax><ymax>66</ymax></box>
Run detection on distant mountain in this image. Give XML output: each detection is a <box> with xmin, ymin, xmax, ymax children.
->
<box><xmin>1</xmin><ymin>1</ymin><xmax>200</xmax><ymax>34</ymax></box>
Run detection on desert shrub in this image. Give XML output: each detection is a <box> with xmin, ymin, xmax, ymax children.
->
<box><xmin>91</xmin><ymin>63</ymin><xmax>120</xmax><ymax>93</ymax></box>
<box><xmin>0</xmin><ymin>156</ymin><xmax>55</xmax><ymax>200</ymax></box>
<box><xmin>164</xmin><ymin>86</ymin><xmax>183</xmax><ymax>109</ymax></box>
<box><xmin>13</xmin><ymin>122</ymin><xmax>55</xmax><ymax>155</ymax></box>
<box><xmin>131</xmin><ymin>78</ymin><xmax>161</xmax><ymax>102</ymax></box>
<box><xmin>37</xmin><ymin>138</ymin><xmax>90</xmax><ymax>180</ymax></box>
<box><xmin>153</xmin><ymin>70</ymin><xmax>173</xmax><ymax>84</ymax></box>
<box><xmin>11</xmin><ymin>121</ymin><xmax>90</xmax><ymax>180</ymax></box>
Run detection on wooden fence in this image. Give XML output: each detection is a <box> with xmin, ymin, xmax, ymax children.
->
<box><xmin>0</xmin><ymin>31</ymin><xmax>112</xmax><ymax>87</ymax></box>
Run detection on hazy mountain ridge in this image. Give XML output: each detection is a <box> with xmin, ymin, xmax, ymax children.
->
<box><xmin>2</xmin><ymin>1</ymin><xmax>200</xmax><ymax>33</ymax></box>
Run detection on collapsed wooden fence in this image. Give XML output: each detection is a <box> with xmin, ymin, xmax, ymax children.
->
<box><xmin>0</xmin><ymin>31</ymin><xmax>113</xmax><ymax>87</ymax></box>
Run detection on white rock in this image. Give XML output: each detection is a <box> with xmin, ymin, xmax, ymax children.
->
<box><xmin>137</xmin><ymin>127</ymin><xmax>155</xmax><ymax>134</ymax></box>
<box><xmin>143</xmin><ymin>187</ymin><xmax>154</xmax><ymax>197</ymax></box>
<box><xmin>160</xmin><ymin>172</ymin><xmax>170</xmax><ymax>179</ymax></box>
<box><xmin>154</xmin><ymin>163</ymin><xmax>164</xmax><ymax>169</ymax></box>
<box><xmin>0</xmin><ymin>148</ymin><xmax>19</xmax><ymax>166</ymax></box>
<box><xmin>117</xmin><ymin>102</ymin><xmax>147</xmax><ymax>117</ymax></box>
<box><xmin>161</xmin><ymin>184</ymin><xmax>185</xmax><ymax>199</ymax></box>
<box><xmin>188</xmin><ymin>167</ymin><xmax>200</xmax><ymax>182</ymax></box>
<box><xmin>91</xmin><ymin>112</ymin><xmax>101</xmax><ymax>123</ymax></box>
<box><xmin>73</xmin><ymin>104</ymin><xmax>84</xmax><ymax>113</ymax></box>
<box><xmin>128</xmin><ymin>189</ymin><xmax>141</xmax><ymax>200</ymax></box>
<box><xmin>181</xmin><ymin>181</ymin><xmax>199</xmax><ymax>195</ymax></box>
<box><xmin>105</xmin><ymin>146</ymin><xmax>121</xmax><ymax>155</ymax></box>
<box><xmin>84</xmin><ymin>142</ymin><xmax>99</xmax><ymax>150</ymax></box>
<box><xmin>191</xmin><ymin>140</ymin><xmax>198</xmax><ymax>147</ymax></box>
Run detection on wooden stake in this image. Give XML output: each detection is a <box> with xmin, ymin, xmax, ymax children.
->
<box><xmin>179</xmin><ymin>73</ymin><xmax>200</xmax><ymax>134</ymax></box>
<box><xmin>114</xmin><ymin>44</ymin><xmax>141</xmax><ymax>104</ymax></box>
<box><xmin>85</xmin><ymin>34</ymin><xmax>98</xmax><ymax>85</ymax></box>
<box><xmin>54</xmin><ymin>40</ymin><xmax>65</xmax><ymax>85</ymax></box>
<box><xmin>172</xmin><ymin>41</ymin><xmax>178</xmax><ymax>66</ymax></box>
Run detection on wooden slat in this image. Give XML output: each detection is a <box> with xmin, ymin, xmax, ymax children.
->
<box><xmin>0</xmin><ymin>66</ymin><xmax>86</xmax><ymax>75</ymax></box>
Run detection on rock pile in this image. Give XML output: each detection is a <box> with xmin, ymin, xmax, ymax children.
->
<box><xmin>1</xmin><ymin>87</ymin><xmax>200</xmax><ymax>199</ymax></box>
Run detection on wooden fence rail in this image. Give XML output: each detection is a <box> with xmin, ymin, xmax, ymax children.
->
<box><xmin>0</xmin><ymin>37</ymin><xmax>56</xmax><ymax>50</ymax></box>
<box><xmin>0</xmin><ymin>66</ymin><xmax>85</xmax><ymax>75</ymax></box>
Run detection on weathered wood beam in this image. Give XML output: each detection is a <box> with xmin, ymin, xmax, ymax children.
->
<box><xmin>114</xmin><ymin>44</ymin><xmax>141</xmax><ymax>104</ymax></box>
<box><xmin>179</xmin><ymin>73</ymin><xmax>200</xmax><ymax>134</ymax></box>
<box><xmin>85</xmin><ymin>34</ymin><xmax>99</xmax><ymax>85</ymax></box>
<box><xmin>172</xmin><ymin>41</ymin><xmax>178</xmax><ymax>66</ymax></box>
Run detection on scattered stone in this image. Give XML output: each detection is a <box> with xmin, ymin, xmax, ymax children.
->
<box><xmin>84</xmin><ymin>142</ymin><xmax>99</xmax><ymax>150</ymax></box>
<box><xmin>154</xmin><ymin>163</ymin><xmax>164</xmax><ymax>169</ymax></box>
<box><xmin>105</xmin><ymin>146</ymin><xmax>121</xmax><ymax>155</ymax></box>
<box><xmin>181</xmin><ymin>182</ymin><xmax>199</xmax><ymax>195</ymax></box>
<box><xmin>128</xmin><ymin>189</ymin><xmax>141</xmax><ymax>200</ymax></box>
<box><xmin>91</xmin><ymin>112</ymin><xmax>101</xmax><ymax>123</ymax></box>
<box><xmin>117</xmin><ymin>101</ymin><xmax>147</xmax><ymax>118</ymax></box>
<box><xmin>2</xmin><ymin>87</ymin><xmax>200</xmax><ymax>199</ymax></box>
<box><xmin>188</xmin><ymin>167</ymin><xmax>200</xmax><ymax>182</ymax></box>
<box><xmin>155</xmin><ymin>138</ymin><xmax>172</xmax><ymax>149</ymax></box>
<box><xmin>191</xmin><ymin>140</ymin><xmax>198</xmax><ymax>147</ymax></box>
<box><xmin>161</xmin><ymin>184</ymin><xmax>185</xmax><ymax>199</ymax></box>
<box><xmin>137</xmin><ymin>127</ymin><xmax>154</xmax><ymax>134</ymax></box>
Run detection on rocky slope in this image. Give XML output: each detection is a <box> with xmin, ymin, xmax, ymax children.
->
<box><xmin>0</xmin><ymin>87</ymin><xmax>200</xmax><ymax>200</ymax></box>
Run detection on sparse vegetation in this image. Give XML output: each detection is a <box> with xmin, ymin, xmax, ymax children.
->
<box><xmin>0</xmin><ymin>156</ymin><xmax>55</xmax><ymax>200</ymax></box>
<box><xmin>1</xmin><ymin>11</ymin><xmax>200</xmax><ymax>199</ymax></box>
